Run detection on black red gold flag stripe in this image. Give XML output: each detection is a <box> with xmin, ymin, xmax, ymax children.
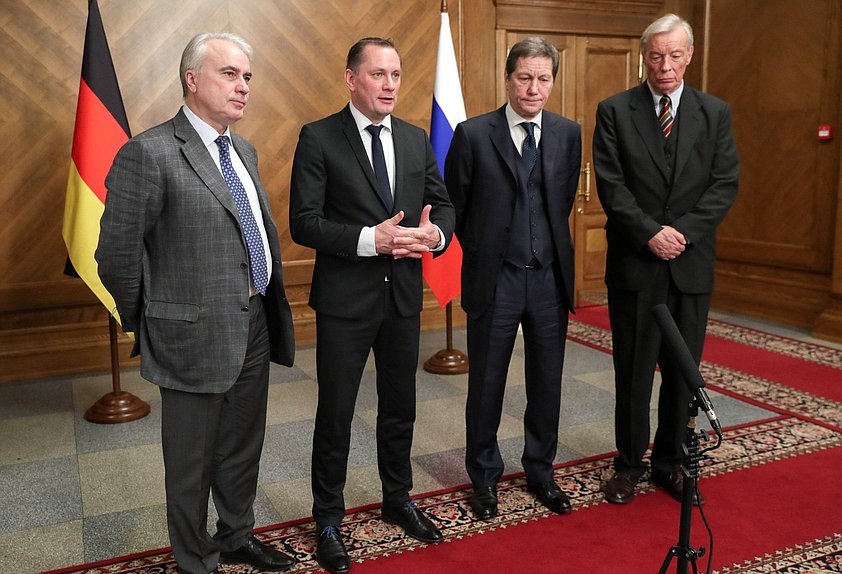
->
<box><xmin>62</xmin><ymin>0</ymin><xmax>130</xmax><ymax>322</ymax></box>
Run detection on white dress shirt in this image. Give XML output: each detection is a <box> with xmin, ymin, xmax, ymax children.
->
<box><xmin>183</xmin><ymin>104</ymin><xmax>272</xmax><ymax>296</ymax></box>
<box><xmin>506</xmin><ymin>103</ymin><xmax>543</xmax><ymax>154</ymax></box>
<box><xmin>647</xmin><ymin>80</ymin><xmax>685</xmax><ymax>118</ymax></box>
<box><xmin>348</xmin><ymin>101</ymin><xmax>444</xmax><ymax>258</ymax></box>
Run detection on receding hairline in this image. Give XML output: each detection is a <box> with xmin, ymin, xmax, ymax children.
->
<box><xmin>179</xmin><ymin>32</ymin><xmax>253</xmax><ymax>98</ymax></box>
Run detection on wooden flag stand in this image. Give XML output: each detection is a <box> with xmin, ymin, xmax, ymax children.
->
<box><xmin>423</xmin><ymin>301</ymin><xmax>468</xmax><ymax>374</ymax></box>
<box><xmin>84</xmin><ymin>313</ymin><xmax>150</xmax><ymax>424</ymax></box>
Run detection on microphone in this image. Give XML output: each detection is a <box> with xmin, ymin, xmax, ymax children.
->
<box><xmin>651</xmin><ymin>304</ymin><xmax>723</xmax><ymax>438</ymax></box>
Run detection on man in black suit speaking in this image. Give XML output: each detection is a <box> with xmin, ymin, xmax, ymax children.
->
<box><xmin>289</xmin><ymin>37</ymin><xmax>454</xmax><ymax>574</ymax></box>
<box><xmin>444</xmin><ymin>37</ymin><xmax>581</xmax><ymax>521</ymax></box>
<box><xmin>593</xmin><ymin>13</ymin><xmax>739</xmax><ymax>505</ymax></box>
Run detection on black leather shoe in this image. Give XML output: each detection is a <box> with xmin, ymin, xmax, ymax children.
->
<box><xmin>469</xmin><ymin>486</ymin><xmax>498</xmax><ymax>520</ymax></box>
<box><xmin>526</xmin><ymin>480</ymin><xmax>572</xmax><ymax>514</ymax></box>
<box><xmin>651</xmin><ymin>470</ymin><xmax>704</xmax><ymax>506</ymax></box>
<box><xmin>315</xmin><ymin>526</ymin><xmax>351</xmax><ymax>574</ymax></box>
<box><xmin>602</xmin><ymin>471</ymin><xmax>639</xmax><ymax>504</ymax></box>
<box><xmin>219</xmin><ymin>533</ymin><xmax>294</xmax><ymax>571</ymax></box>
<box><xmin>381</xmin><ymin>501</ymin><xmax>443</xmax><ymax>543</ymax></box>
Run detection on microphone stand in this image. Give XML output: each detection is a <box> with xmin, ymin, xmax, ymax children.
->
<box><xmin>658</xmin><ymin>399</ymin><xmax>706</xmax><ymax>574</ymax></box>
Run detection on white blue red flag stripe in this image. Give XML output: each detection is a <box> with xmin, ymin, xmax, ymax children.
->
<box><xmin>423</xmin><ymin>9</ymin><xmax>465</xmax><ymax>307</ymax></box>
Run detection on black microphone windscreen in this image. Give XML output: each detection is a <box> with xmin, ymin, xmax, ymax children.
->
<box><xmin>651</xmin><ymin>304</ymin><xmax>706</xmax><ymax>392</ymax></box>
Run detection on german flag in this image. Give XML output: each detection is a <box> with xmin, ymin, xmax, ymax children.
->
<box><xmin>62</xmin><ymin>0</ymin><xmax>130</xmax><ymax>321</ymax></box>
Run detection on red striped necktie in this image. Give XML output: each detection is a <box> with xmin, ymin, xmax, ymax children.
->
<box><xmin>659</xmin><ymin>95</ymin><xmax>674</xmax><ymax>138</ymax></box>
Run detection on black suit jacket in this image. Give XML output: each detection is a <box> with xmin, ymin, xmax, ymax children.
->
<box><xmin>444</xmin><ymin>105</ymin><xmax>581</xmax><ymax>316</ymax></box>
<box><xmin>593</xmin><ymin>83</ymin><xmax>739</xmax><ymax>294</ymax></box>
<box><xmin>289</xmin><ymin>105</ymin><xmax>455</xmax><ymax>318</ymax></box>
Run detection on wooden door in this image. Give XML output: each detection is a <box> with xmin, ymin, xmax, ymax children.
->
<box><xmin>572</xmin><ymin>36</ymin><xmax>640</xmax><ymax>306</ymax></box>
<box><xmin>498</xmin><ymin>33</ymin><xmax>640</xmax><ymax>306</ymax></box>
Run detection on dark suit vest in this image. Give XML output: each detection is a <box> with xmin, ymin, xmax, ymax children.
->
<box><xmin>505</xmin><ymin>139</ymin><xmax>555</xmax><ymax>267</ymax></box>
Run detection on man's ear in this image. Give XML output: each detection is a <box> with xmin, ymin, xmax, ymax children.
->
<box><xmin>185</xmin><ymin>70</ymin><xmax>198</xmax><ymax>93</ymax></box>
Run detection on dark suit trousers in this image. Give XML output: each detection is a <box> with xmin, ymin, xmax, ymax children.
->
<box><xmin>607</xmin><ymin>266</ymin><xmax>710</xmax><ymax>478</ymax></box>
<box><xmin>465</xmin><ymin>262</ymin><xmax>569</xmax><ymax>487</ymax></box>
<box><xmin>160</xmin><ymin>296</ymin><xmax>270</xmax><ymax>574</ymax></box>
<box><xmin>311</xmin><ymin>282</ymin><xmax>419</xmax><ymax>527</ymax></box>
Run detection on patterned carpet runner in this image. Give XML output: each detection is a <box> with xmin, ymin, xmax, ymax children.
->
<box><xmin>47</xmin><ymin>307</ymin><xmax>842</xmax><ymax>574</ymax></box>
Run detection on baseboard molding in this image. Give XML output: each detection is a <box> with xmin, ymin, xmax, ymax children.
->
<box><xmin>713</xmin><ymin>263</ymin><xmax>841</xmax><ymax>341</ymax></box>
<box><xmin>0</xmin><ymin>291</ymin><xmax>466</xmax><ymax>384</ymax></box>
<box><xmin>0</xmin><ymin>321</ymin><xmax>138</xmax><ymax>383</ymax></box>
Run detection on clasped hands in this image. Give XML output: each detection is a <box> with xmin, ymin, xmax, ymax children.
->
<box><xmin>647</xmin><ymin>225</ymin><xmax>686</xmax><ymax>261</ymax></box>
<box><xmin>375</xmin><ymin>204</ymin><xmax>440</xmax><ymax>259</ymax></box>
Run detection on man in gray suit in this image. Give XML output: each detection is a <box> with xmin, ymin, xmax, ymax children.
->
<box><xmin>96</xmin><ymin>33</ymin><xmax>295</xmax><ymax>574</ymax></box>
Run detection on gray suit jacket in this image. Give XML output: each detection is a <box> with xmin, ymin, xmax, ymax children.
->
<box><xmin>96</xmin><ymin>109</ymin><xmax>294</xmax><ymax>393</ymax></box>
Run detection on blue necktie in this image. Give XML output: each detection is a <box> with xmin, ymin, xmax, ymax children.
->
<box><xmin>216</xmin><ymin>135</ymin><xmax>269</xmax><ymax>295</ymax></box>
<box><xmin>365</xmin><ymin>124</ymin><xmax>394</xmax><ymax>212</ymax></box>
<box><xmin>521</xmin><ymin>121</ymin><xmax>538</xmax><ymax>173</ymax></box>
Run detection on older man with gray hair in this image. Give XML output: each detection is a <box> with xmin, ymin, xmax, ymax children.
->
<box><xmin>97</xmin><ymin>32</ymin><xmax>295</xmax><ymax>573</ymax></box>
<box><xmin>593</xmin><ymin>13</ymin><xmax>738</xmax><ymax>506</ymax></box>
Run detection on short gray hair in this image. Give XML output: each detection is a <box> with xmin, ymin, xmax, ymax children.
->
<box><xmin>180</xmin><ymin>32</ymin><xmax>253</xmax><ymax>97</ymax></box>
<box><xmin>505</xmin><ymin>37</ymin><xmax>560</xmax><ymax>79</ymax></box>
<box><xmin>641</xmin><ymin>13</ymin><xmax>694</xmax><ymax>52</ymax></box>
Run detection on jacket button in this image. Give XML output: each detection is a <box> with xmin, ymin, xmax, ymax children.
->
<box><xmin>242</xmin><ymin>306</ymin><xmax>249</xmax><ymax>312</ymax></box>
<box><xmin>240</xmin><ymin>262</ymin><xmax>248</xmax><ymax>269</ymax></box>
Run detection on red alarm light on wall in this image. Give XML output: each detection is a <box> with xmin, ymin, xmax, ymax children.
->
<box><xmin>818</xmin><ymin>125</ymin><xmax>834</xmax><ymax>140</ymax></box>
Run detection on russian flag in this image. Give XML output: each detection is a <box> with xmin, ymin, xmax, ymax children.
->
<box><xmin>422</xmin><ymin>7</ymin><xmax>466</xmax><ymax>308</ymax></box>
<box><xmin>62</xmin><ymin>0</ymin><xmax>130</xmax><ymax>323</ymax></box>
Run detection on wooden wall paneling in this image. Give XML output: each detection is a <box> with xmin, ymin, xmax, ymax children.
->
<box><xmin>495</xmin><ymin>0</ymin><xmax>661</xmax><ymax>37</ymax></box>
<box><xmin>810</xmin><ymin>0</ymin><xmax>842</xmax><ymax>342</ymax></box>
<box><xmin>713</xmin><ymin>0</ymin><xmax>836</xmax><ymax>271</ymax></box>
<box><xmin>0</xmin><ymin>0</ymin><xmax>468</xmax><ymax>383</ymax></box>
<box><xmin>461</xmin><ymin>0</ymin><xmax>497</xmax><ymax>117</ymax></box>
<box><xmin>708</xmin><ymin>0</ymin><xmax>842</xmax><ymax>336</ymax></box>
<box><xmin>572</xmin><ymin>36</ymin><xmax>641</xmax><ymax>303</ymax></box>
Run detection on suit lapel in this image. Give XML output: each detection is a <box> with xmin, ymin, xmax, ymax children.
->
<box><xmin>629</xmin><ymin>83</ymin><xmax>669</xmax><ymax>181</ymax></box>
<box><xmin>233</xmin><ymin>136</ymin><xmax>281</xmax><ymax>260</ymax></box>
<box><xmin>539</xmin><ymin>113</ymin><xmax>566</xmax><ymax>216</ymax></box>
<box><xmin>674</xmin><ymin>87</ymin><xmax>702</xmax><ymax>182</ymax></box>
<box><xmin>489</xmin><ymin>106</ymin><xmax>518</xmax><ymax>182</ymax></box>
<box><xmin>392</xmin><ymin>119</ymin><xmax>406</xmax><ymax>212</ymax></box>
<box><xmin>173</xmin><ymin>111</ymin><xmax>238</xmax><ymax>218</ymax></box>
<box><xmin>340</xmin><ymin>106</ymin><xmax>391</xmax><ymax>213</ymax></box>
<box><xmin>539</xmin><ymin>112</ymin><xmax>559</xmax><ymax>186</ymax></box>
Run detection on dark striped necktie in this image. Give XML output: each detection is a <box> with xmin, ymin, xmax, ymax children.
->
<box><xmin>659</xmin><ymin>96</ymin><xmax>674</xmax><ymax>138</ymax></box>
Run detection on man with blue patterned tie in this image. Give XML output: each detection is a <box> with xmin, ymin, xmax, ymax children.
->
<box><xmin>96</xmin><ymin>33</ymin><xmax>295</xmax><ymax>574</ymax></box>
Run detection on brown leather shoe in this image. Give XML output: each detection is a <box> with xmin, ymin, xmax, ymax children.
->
<box><xmin>602</xmin><ymin>471</ymin><xmax>639</xmax><ymax>504</ymax></box>
<box><xmin>651</xmin><ymin>470</ymin><xmax>704</xmax><ymax>506</ymax></box>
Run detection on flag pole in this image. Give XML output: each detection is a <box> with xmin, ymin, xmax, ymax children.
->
<box><xmin>423</xmin><ymin>0</ymin><xmax>468</xmax><ymax>375</ymax></box>
<box><xmin>423</xmin><ymin>300</ymin><xmax>468</xmax><ymax>374</ymax></box>
<box><xmin>84</xmin><ymin>313</ymin><xmax>150</xmax><ymax>423</ymax></box>
<box><xmin>65</xmin><ymin>0</ymin><xmax>149</xmax><ymax>423</ymax></box>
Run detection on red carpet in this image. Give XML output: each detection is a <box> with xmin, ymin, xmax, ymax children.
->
<box><xmin>354</xmin><ymin>444</ymin><xmax>842</xmax><ymax>573</ymax></box>
<box><xmin>569</xmin><ymin>305</ymin><xmax>842</xmax><ymax>432</ymax></box>
<box><xmin>46</xmin><ymin>308</ymin><xmax>842</xmax><ymax>574</ymax></box>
